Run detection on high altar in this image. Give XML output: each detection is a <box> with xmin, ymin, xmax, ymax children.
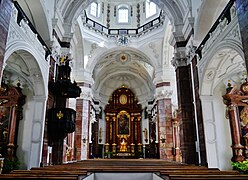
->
<box><xmin>104</xmin><ymin>87</ymin><xmax>142</xmax><ymax>157</ymax></box>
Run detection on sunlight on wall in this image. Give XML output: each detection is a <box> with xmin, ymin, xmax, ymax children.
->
<box><xmin>84</xmin><ymin>55</ymin><xmax>89</xmax><ymax>69</ymax></box>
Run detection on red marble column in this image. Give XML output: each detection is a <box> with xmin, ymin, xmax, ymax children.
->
<box><xmin>8</xmin><ymin>106</ymin><xmax>17</xmax><ymax>146</ymax></box>
<box><xmin>0</xmin><ymin>0</ymin><xmax>13</xmax><ymax>79</ymax></box>
<box><xmin>7</xmin><ymin>106</ymin><xmax>17</xmax><ymax>157</ymax></box>
<box><xmin>75</xmin><ymin>99</ymin><xmax>83</xmax><ymax>160</ymax></box>
<box><xmin>228</xmin><ymin>104</ymin><xmax>245</xmax><ymax>162</ymax></box>
<box><xmin>157</xmin><ymin>98</ymin><xmax>173</xmax><ymax>160</ymax></box>
<box><xmin>137</xmin><ymin>117</ymin><xmax>141</xmax><ymax>144</ymax></box>
<box><xmin>131</xmin><ymin>117</ymin><xmax>134</xmax><ymax>143</ymax></box>
<box><xmin>113</xmin><ymin>117</ymin><xmax>116</xmax><ymax>143</ymax></box>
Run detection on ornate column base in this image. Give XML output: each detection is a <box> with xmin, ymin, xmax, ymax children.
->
<box><xmin>232</xmin><ymin>145</ymin><xmax>245</xmax><ymax>162</ymax></box>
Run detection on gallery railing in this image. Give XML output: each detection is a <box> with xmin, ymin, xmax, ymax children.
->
<box><xmin>196</xmin><ymin>0</ymin><xmax>235</xmax><ymax>59</ymax></box>
<box><xmin>13</xmin><ymin>1</ymin><xmax>51</xmax><ymax>59</ymax></box>
<box><xmin>83</xmin><ymin>10</ymin><xmax>165</xmax><ymax>37</ymax></box>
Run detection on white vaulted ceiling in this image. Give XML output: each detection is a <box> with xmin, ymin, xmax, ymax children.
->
<box><xmin>92</xmin><ymin>49</ymin><xmax>155</xmax><ymax>104</ymax></box>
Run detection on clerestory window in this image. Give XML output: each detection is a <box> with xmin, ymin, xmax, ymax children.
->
<box><xmin>90</xmin><ymin>2</ymin><xmax>101</xmax><ymax>18</ymax></box>
<box><xmin>146</xmin><ymin>0</ymin><xmax>156</xmax><ymax>19</ymax></box>
<box><xmin>118</xmin><ymin>6</ymin><xmax>129</xmax><ymax>23</ymax></box>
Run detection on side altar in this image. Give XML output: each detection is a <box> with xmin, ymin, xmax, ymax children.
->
<box><xmin>223</xmin><ymin>80</ymin><xmax>248</xmax><ymax>162</ymax></box>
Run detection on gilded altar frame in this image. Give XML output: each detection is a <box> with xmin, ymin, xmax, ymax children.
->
<box><xmin>117</xmin><ymin>110</ymin><xmax>130</xmax><ymax>138</ymax></box>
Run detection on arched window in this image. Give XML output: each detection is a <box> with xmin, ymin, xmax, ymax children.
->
<box><xmin>90</xmin><ymin>2</ymin><xmax>101</xmax><ymax>18</ymax></box>
<box><xmin>146</xmin><ymin>0</ymin><xmax>156</xmax><ymax>18</ymax></box>
<box><xmin>118</xmin><ymin>5</ymin><xmax>129</xmax><ymax>23</ymax></box>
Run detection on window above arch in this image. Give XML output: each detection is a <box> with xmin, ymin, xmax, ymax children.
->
<box><xmin>90</xmin><ymin>2</ymin><xmax>101</xmax><ymax>18</ymax></box>
<box><xmin>146</xmin><ymin>0</ymin><xmax>157</xmax><ymax>19</ymax></box>
<box><xmin>118</xmin><ymin>5</ymin><xmax>129</xmax><ymax>23</ymax></box>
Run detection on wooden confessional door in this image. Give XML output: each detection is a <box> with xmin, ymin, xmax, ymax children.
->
<box><xmin>104</xmin><ymin>87</ymin><xmax>142</xmax><ymax>157</ymax></box>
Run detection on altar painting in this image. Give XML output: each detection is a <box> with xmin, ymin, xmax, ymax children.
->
<box><xmin>117</xmin><ymin>111</ymin><xmax>130</xmax><ymax>136</ymax></box>
<box><xmin>0</xmin><ymin>106</ymin><xmax>10</xmax><ymax>143</ymax></box>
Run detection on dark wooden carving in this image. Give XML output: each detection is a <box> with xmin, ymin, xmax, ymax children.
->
<box><xmin>223</xmin><ymin>80</ymin><xmax>248</xmax><ymax>162</ymax></box>
<box><xmin>0</xmin><ymin>83</ymin><xmax>26</xmax><ymax>158</ymax></box>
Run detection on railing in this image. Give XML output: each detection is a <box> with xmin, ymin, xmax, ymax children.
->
<box><xmin>13</xmin><ymin>1</ymin><xmax>51</xmax><ymax>59</ymax></box>
<box><xmin>83</xmin><ymin>10</ymin><xmax>164</xmax><ymax>37</ymax></box>
<box><xmin>195</xmin><ymin>0</ymin><xmax>235</xmax><ymax>59</ymax></box>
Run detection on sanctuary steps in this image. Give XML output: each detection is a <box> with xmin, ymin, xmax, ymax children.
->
<box><xmin>0</xmin><ymin>159</ymin><xmax>247</xmax><ymax>179</ymax></box>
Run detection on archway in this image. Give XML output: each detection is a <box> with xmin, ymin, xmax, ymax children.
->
<box><xmin>200</xmin><ymin>46</ymin><xmax>246</xmax><ymax>170</ymax></box>
<box><xmin>3</xmin><ymin>49</ymin><xmax>47</xmax><ymax>169</ymax></box>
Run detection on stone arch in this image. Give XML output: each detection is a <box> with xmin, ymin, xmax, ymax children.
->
<box><xmin>199</xmin><ymin>41</ymin><xmax>245</xmax><ymax>170</ymax></box>
<box><xmin>60</xmin><ymin>0</ymin><xmax>185</xmax><ymax>38</ymax></box>
<box><xmin>95</xmin><ymin>70</ymin><xmax>154</xmax><ymax>99</ymax></box>
<box><xmin>89</xmin><ymin>47</ymin><xmax>156</xmax><ymax>74</ymax></box>
<box><xmin>3</xmin><ymin>43</ymin><xmax>49</xmax><ymax>169</ymax></box>
<box><xmin>199</xmin><ymin>40</ymin><xmax>244</xmax><ymax>96</ymax></box>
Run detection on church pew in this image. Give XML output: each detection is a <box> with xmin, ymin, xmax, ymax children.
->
<box><xmin>0</xmin><ymin>173</ymin><xmax>78</xmax><ymax>179</ymax></box>
<box><xmin>168</xmin><ymin>174</ymin><xmax>248</xmax><ymax>180</ymax></box>
<box><xmin>11</xmin><ymin>169</ymin><xmax>87</xmax><ymax>175</ymax></box>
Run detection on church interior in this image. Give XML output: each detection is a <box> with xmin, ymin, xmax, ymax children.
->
<box><xmin>1</xmin><ymin>0</ymin><xmax>248</xmax><ymax>179</ymax></box>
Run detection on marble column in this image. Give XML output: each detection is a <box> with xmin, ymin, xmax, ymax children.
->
<box><xmin>112</xmin><ymin>117</ymin><xmax>116</xmax><ymax>144</ymax></box>
<box><xmin>155</xmin><ymin>81</ymin><xmax>173</xmax><ymax>160</ymax></box>
<box><xmin>172</xmin><ymin>56</ymin><xmax>197</xmax><ymax>164</ymax></box>
<box><xmin>81</xmin><ymin>99</ymin><xmax>90</xmax><ymax>160</ymax></box>
<box><xmin>75</xmin><ymin>99</ymin><xmax>83</xmax><ymax>160</ymax></box>
<box><xmin>75</xmin><ymin>85</ymin><xmax>91</xmax><ymax>160</ymax></box>
<box><xmin>157</xmin><ymin>98</ymin><xmax>173</xmax><ymax>160</ymax></box>
<box><xmin>227</xmin><ymin>104</ymin><xmax>245</xmax><ymax>162</ymax></box>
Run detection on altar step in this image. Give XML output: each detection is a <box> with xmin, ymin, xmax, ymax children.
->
<box><xmin>0</xmin><ymin>159</ymin><xmax>247</xmax><ymax>179</ymax></box>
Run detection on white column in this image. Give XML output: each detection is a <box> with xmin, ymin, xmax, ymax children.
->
<box><xmin>201</xmin><ymin>94</ymin><xmax>234</xmax><ymax>170</ymax></box>
<box><xmin>29</xmin><ymin>96</ymin><xmax>47</xmax><ymax>169</ymax></box>
<box><xmin>201</xmin><ymin>95</ymin><xmax>219</xmax><ymax>168</ymax></box>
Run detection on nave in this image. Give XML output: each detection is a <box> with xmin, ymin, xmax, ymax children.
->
<box><xmin>0</xmin><ymin>159</ymin><xmax>248</xmax><ymax>180</ymax></box>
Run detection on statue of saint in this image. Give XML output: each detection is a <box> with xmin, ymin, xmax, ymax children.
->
<box><xmin>120</xmin><ymin>138</ymin><xmax>127</xmax><ymax>152</ymax></box>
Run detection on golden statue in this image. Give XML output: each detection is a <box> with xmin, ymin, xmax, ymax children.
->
<box><xmin>120</xmin><ymin>138</ymin><xmax>127</xmax><ymax>152</ymax></box>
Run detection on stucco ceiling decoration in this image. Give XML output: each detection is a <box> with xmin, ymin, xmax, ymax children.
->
<box><xmin>92</xmin><ymin>49</ymin><xmax>155</xmax><ymax>105</ymax></box>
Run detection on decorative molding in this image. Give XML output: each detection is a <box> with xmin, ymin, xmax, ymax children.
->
<box><xmin>149</xmin><ymin>42</ymin><xmax>159</xmax><ymax>59</ymax></box>
<box><xmin>200</xmin><ymin>3</ymin><xmax>238</xmax><ymax>57</ymax></box>
<box><xmin>80</xmin><ymin>91</ymin><xmax>91</xmax><ymax>100</ymax></box>
<box><xmin>171</xmin><ymin>57</ymin><xmax>190</xmax><ymax>69</ymax></box>
<box><xmin>155</xmin><ymin>90</ymin><xmax>173</xmax><ymax>100</ymax></box>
